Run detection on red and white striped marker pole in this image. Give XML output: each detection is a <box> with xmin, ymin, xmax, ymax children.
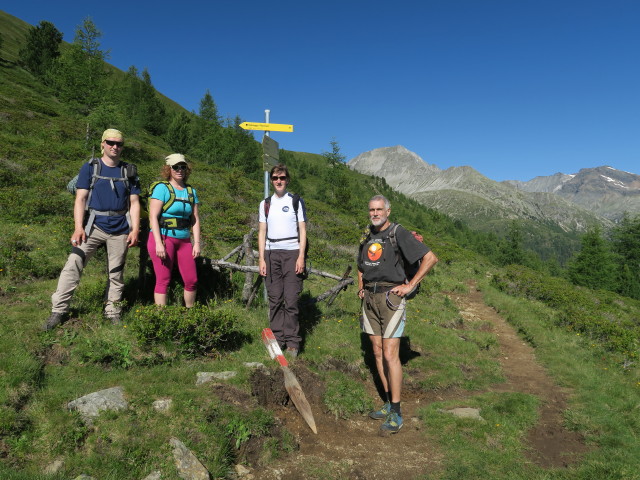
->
<box><xmin>261</xmin><ymin>328</ymin><xmax>317</xmax><ymax>433</ymax></box>
<box><xmin>262</xmin><ymin>328</ymin><xmax>288</xmax><ymax>367</ymax></box>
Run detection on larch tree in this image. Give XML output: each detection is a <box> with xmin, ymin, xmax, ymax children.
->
<box><xmin>48</xmin><ymin>18</ymin><xmax>109</xmax><ymax>114</ymax></box>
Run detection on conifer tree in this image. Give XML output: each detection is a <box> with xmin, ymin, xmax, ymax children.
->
<box><xmin>190</xmin><ymin>90</ymin><xmax>223</xmax><ymax>163</ymax></box>
<box><xmin>19</xmin><ymin>20</ymin><xmax>63</xmax><ymax>78</ymax></box>
<box><xmin>499</xmin><ymin>221</ymin><xmax>526</xmax><ymax>266</ymax></box>
<box><xmin>48</xmin><ymin>18</ymin><xmax>109</xmax><ymax>114</ymax></box>
<box><xmin>321</xmin><ymin>140</ymin><xmax>352</xmax><ymax>209</ymax></box>
<box><xmin>567</xmin><ymin>226</ymin><xmax>617</xmax><ymax>291</ymax></box>
<box><xmin>610</xmin><ymin>214</ymin><xmax>640</xmax><ymax>299</ymax></box>
<box><xmin>199</xmin><ymin>89</ymin><xmax>221</xmax><ymax>126</ymax></box>
<box><xmin>122</xmin><ymin>66</ymin><xmax>142</xmax><ymax>116</ymax></box>
<box><xmin>322</xmin><ymin>138</ymin><xmax>346</xmax><ymax>166</ymax></box>
<box><xmin>166</xmin><ymin>112</ymin><xmax>193</xmax><ymax>153</ymax></box>
<box><xmin>138</xmin><ymin>68</ymin><xmax>167</xmax><ymax>135</ymax></box>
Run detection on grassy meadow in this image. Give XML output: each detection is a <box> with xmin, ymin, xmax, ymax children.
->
<box><xmin>1</xmin><ymin>9</ymin><xmax>640</xmax><ymax>479</ymax></box>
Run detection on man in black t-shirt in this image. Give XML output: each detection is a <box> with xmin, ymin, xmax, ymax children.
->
<box><xmin>357</xmin><ymin>195</ymin><xmax>438</xmax><ymax>434</ymax></box>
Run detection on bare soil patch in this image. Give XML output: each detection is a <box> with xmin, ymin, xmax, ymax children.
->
<box><xmin>240</xmin><ymin>281</ymin><xmax>591</xmax><ymax>479</ymax></box>
<box><xmin>448</xmin><ymin>282</ymin><xmax>592</xmax><ymax>468</ymax></box>
<box><xmin>248</xmin><ymin>363</ymin><xmax>446</xmax><ymax>480</ymax></box>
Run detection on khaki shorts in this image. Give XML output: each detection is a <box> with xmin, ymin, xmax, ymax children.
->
<box><xmin>361</xmin><ymin>290</ymin><xmax>406</xmax><ymax>338</ymax></box>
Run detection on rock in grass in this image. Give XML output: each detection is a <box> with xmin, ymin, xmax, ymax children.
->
<box><xmin>196</xmin><ymin>371</ymin><xmax>237</xmax><ymax>385</ymax></box>
<box><xmin>439</xmin><ymin>407</ymin><xmax>485</xmax><ymax>421</ymax></box>
<box><xmin>153</xmin><ymin>398</ymin><xmax>173</xmax><ymax>412</ymax></box>
<box><xmin>67</xmin><ymin>386</ymin><xmax>128</xmax><ymax>425</ymax></box>
<box><xmin>169</xmin><ymin>437</ymin><xmax>210</xmax><ymax>480</ymax></box>
<box><xmin>243</xmin><ymin>362</ymin><xmax>267</xmax><ymax>371</ymax></box>
<box><xmin>142</xmin><ymin>471</ymin><xmax>162</xmax><ymax>480</ymax></box>
<box><xmin>44</xmin><ymin>459</ymin><xmax>64</xmax><ymax>474</ymax></box>
<box><xmin>234</xmin><ymin>463</ymin><xmax>252</xmax><ymax>477</ymax></box>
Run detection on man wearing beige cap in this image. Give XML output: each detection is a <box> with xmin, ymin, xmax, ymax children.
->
<box><xmin>43</xmin><ymin>129</ymin><xmax>141</xmax><ymax>329</ymax></box>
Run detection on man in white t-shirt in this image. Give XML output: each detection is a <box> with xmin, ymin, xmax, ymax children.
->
<box><xmin>258</xmin><ymin>164</ymin><xmax>307</xmax><ymax>358</ymax></box>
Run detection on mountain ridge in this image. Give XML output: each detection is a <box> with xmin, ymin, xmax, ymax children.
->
<box><xmin>347</xmin><ymin>145</ymin><xmax>622</xmax><ymax>235</ymax></box>
<box><xmin>504</xmin><ymin>165</ymin><xmax>640</xmax><ymax>220</ymax></box>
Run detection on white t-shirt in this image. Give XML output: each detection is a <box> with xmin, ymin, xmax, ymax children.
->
<box><xmin>259</xmin><ymin>192</ymin><xmax>307</xmax><ymax>251</ymax></box>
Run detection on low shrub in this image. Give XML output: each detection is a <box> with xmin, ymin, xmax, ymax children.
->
<box><xmin>75</xmin><ymin>337</ymin><xmax>135</xmax><ymax>369</ymax></box>
<box><xmin>0</xmin><ymin>231</ymin><xmax>62</xmax><ymax>282</ymax></box>
<box><xmin>491</xmin><ymin>265</ymin><xmax>640</xmax><ymax>361</ymax></box>
<box><xmin>222</xmin><ymin>407</ymin><xmax>274</xmax><ymax>449</ymax></box>
<box><xmin>131</xmin><ymin>303</ymin><xmax>242</xmax><ymax>356</ymax></box>
<box><xmin>203</xmin><ymin>402</ymin><xmax>293</xmax><ymax>469</ymax></box>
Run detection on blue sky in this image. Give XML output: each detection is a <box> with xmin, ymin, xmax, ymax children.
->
<box><xmin>4</xmin><ymin>1</ymin><xmax>639</xmax><ymax>181</ymax></box>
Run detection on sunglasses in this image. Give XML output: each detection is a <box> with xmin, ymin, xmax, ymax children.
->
<box><xmin>172</xmin><ymin>164</ymin><xmax>188</xmax><ymax>171</ymax></box>
<box><xmin>104</xmin><ymin>140</ymin><xmax>124</xmax><ymax>147</ymax></box>
<box><xmin>271</xmin><ymin>175</ymin><xmax>288</xmax><ymax>181</ymax></box>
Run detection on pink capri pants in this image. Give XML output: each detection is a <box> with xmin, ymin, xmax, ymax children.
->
<box><xmin>147</xmin><ymin>234</ymin><xmax>198</xmax><ymax>294</ymax></box>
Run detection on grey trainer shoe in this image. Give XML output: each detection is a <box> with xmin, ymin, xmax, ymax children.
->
<box><xmin>42</xmin><ymin>312</ymin><xmax>65</xmax><ymax>331</ymax></box>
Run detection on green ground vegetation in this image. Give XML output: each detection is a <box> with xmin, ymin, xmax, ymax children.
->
<box><xmin>1</xmin><ymin>9</ymin><xmax>640</xmax><ymax>480</ymax></box>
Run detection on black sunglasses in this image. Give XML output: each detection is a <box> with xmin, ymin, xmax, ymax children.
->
<box><xmin>172</xmin><ymin>164</ymin><xmax>188</xmax><ymax>171</ymax></box>
<box><xmin>104</xmin><ymin>140</ymin><xmax>124</xmax><ymax>147</ymax></box>
<box><xmin>271</xmin><ymin>175</ymin><xmax>287</xmax><ymax>181</ymax></box>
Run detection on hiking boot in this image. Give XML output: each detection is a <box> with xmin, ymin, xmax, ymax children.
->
<box><xmin>285</xmin><ymin>347</ymin><xmax>298</xmax><ymax>359</ymax></box>
<box><xmin>369</xmin><ymin>401</ymin><xmax>391</xmax><ymax>420</ymax></box>
<box><xmin>380</xmin><ymin>411</ymin><xmax>403</xmax><ymax>433</ymax></box>
<box><xmin>42</xmin><ymin>312</ymin><xmax>65</xmax><ymax>331</ymax></box>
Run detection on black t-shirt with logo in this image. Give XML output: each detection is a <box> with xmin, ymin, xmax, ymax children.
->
<box><xmin>358</xmin><ymin>223</ymin><xmax>430</xmax><ymax>284</ymax></box>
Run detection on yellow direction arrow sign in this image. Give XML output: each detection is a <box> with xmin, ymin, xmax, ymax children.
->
<box><xmin>240</xmin><ymin>122</ymin><xmax>293</xmax><ymax>132</ymax></box>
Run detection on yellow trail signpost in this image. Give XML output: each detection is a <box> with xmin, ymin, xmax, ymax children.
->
<box><xmin>239</xmin><ymin>122</ymin><xmax>294</xmax><ymax>132</ymax></box>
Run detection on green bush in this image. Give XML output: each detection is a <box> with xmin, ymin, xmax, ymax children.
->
<box><xmin>203</xmin><ymin>402</ymin><xmax>294</xmax><ymax>469</ymax></box>
<box><xmin>131</xmin><ymin>303</ymin><xmax>241</xmax><ymax>356</ymax></box>
<box><xmin>222</xmin><ymin>407</ymin><xmax>274</xmax><ymax>449</ymax></box>
<box><xmin>75</xmin><ymin>337</ymin><xmax>134</xmax><ymax>369</ymax></box>
<box><xmin>491</xmin><ymin>265</ymin><xmax>640</xmax><ymax>361</ymax></box>
<box><xmin>0</xmin><ymin>230</ymin><xmax>62</xmax><ymax>281</ymax></box>
<box><xmin>0</xmin><ymin>185</ymin><xmax>71</xmax><ymax>224</ymax></box>
<box><xmin>322</xmin><ymin>371</ymin><xmax>373</xmax><ymax>419</ymax></box>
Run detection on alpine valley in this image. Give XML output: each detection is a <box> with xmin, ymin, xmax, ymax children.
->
<box><xmin>348</xmin><ymin>145</ymin><xmax>640</xmax><ymax>261</ymax></box>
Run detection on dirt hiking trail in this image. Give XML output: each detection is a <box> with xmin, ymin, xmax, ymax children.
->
<box><xmin>244</xmin><ymin>282</ymin><xmax>590</xmax><ymax>480</ymax></box>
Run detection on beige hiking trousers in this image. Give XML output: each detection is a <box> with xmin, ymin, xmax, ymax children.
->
<box><xmin>51</xmin><ymin>227</ymin><xmax>129</xmax><ymax>317</ymax></box>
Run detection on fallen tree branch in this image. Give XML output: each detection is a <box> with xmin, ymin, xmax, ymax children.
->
<box><xmin>305</xmin><ymin>277</ymin><xmax>354</xmax><ymax>304</ymax></box>
<box><xmin>210</xmin><ymin>260</ymin><xmax>347</xmax><ymax>281</ymax></box>
<box><xmin>327</xmin><ymin>265</ymin><xmax>352</xmax><ymax>306</ymax></box>
<box><xmin>210</xmin><ymin>260</ymin><xmax>259</xmax><ymax>273</ymax></box>
<box><xmin>221</xmin><ymin>244</ymin><xmax>243</xmax><ymax>262</ymax></box>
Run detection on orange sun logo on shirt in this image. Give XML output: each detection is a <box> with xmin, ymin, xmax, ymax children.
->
<box><xmin>367</xmin><ymin>243</ymin><xmax>383</xmax><ymax>261</ymax></box>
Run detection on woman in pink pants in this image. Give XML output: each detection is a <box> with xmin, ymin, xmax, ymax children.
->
<box><xmin>147</xmin><ymin>154</ymin><xmax>201</xmax><ymax>306</ymax></box>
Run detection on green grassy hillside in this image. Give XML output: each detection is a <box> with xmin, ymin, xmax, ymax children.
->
<box><xmin>1</xmin><ymin>9</ymin><xmax>639</xmax><ymax>480</ymax></box>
